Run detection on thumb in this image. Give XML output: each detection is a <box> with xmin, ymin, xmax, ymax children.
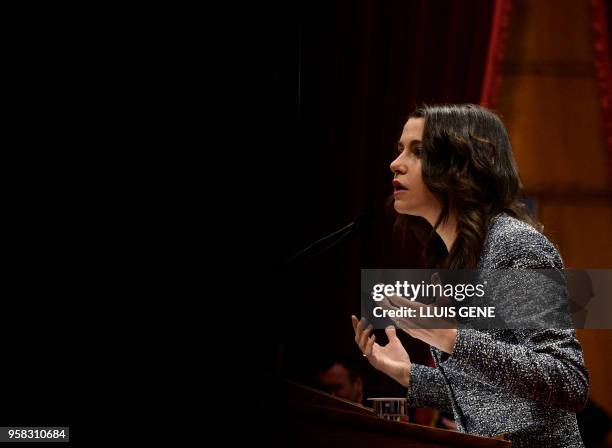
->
<box><xmin>385</xmin><ymin>325</ymin><xmax>399</xmax><ymax>341</ymax></box>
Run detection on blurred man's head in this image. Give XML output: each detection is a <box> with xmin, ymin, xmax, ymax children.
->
<box><xmin>318</xmin><ymin>360</ymin><xmax>363</xmax><ymax>404</ymax></box>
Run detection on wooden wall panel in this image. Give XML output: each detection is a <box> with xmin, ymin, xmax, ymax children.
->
<box><xmin>496</xmin><ymin>0</ymin><xmax>612</xmax><ymax>423</ymax></box>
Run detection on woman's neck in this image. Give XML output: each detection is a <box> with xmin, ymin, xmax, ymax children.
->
<box><xmin>436</xmin><ymin>214</ymin><xmax>458</xmax><ymax>253</ymax></box>
<box><xmin>424</xmin><ymin>209</ymin><xmax>458</xmax><ymax>253</ymax></box>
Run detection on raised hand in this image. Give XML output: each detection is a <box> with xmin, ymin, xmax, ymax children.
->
<box><xmin>380</xmin><ymin>294</ymin><xmax>458</xmax><ymax>354</ymax></box>
<box><xmin>351</xmin><ymin>315</ymin><xmax>412</xmax><ymax>387</ymax></box>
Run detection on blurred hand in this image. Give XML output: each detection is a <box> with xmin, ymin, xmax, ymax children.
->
<box><xmin>351</xmin><ymin>315</ymin><xmax>412</xmax><ymax>387</ymax></box>
<box><xmin>380</xmin><ymin>294</ymin><xmax>458</xmax><ymax>354</ymax></box>
<box><xmin>380</xmin><ymin>271</ymin><xmax>457</xmax><ymax>354</ymax></box>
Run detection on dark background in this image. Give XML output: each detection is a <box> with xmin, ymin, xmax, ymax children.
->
<box><xmin>0</xmin><ymin>0</ymin><xmax>520</xmax><ymax>433</ymax></box>
<box><xmin>231</xmin><ymin>0</ymin><xmax>497</xmax><ymax>397</ymax></box>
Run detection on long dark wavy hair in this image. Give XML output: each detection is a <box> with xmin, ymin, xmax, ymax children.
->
<box><xmin>393</xmin><ymin>104</ymin><xmax>543</xmax><ymax>269</ymax></box>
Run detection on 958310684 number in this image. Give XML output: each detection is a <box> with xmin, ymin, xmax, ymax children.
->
<box><xmin>0</xmin><ymin>427</ymin><xmax>69</xmax><ymax>442</ymax></box>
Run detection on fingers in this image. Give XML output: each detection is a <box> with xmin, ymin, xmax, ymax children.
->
<box><xmin>434</xmin><ymin>293</ymin><xmax>452</xmax><ymax>308</ymax></box>
<box><xmin>352</xmin><ymin>315</ymin><xmax>363</xmax><ymax>343</ymax></box>
<box><xmin>358</xmin><ymin>317</ymin><xmax>369</xmax><ymax>331</ymax></box>
<box><xmin>352</xmin><ymin>316</ymin><xmax>377</xmax><ymax>356</ymax></box>
<box><xmin>353</xmin><ymin>316</ymin><xmax>368</xmax><ymax>344</ymax></box>
<box><xmin>364</xmin><ymin>333</ymin><xmax>376</xmax><ymax>356</ymax></box>
<box><xmin>358</xmin><ymin>323</ymin><xmax>373</xmax><ymax>352</ymax></box>
<box><xmin>384</xmin><ymin>294</ymin><xmax>403</xmax><ymax>309</ymax></box>
<box><xmin>385</xmin><ymin>325</ymin><xmax>398</xmax><ymax>341</ymax></box>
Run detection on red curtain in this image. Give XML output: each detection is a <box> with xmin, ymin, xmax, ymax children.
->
<box><xmin>590</xmin><ymin>0</ymin><xmax>612</xmax><ymax>182</ymax></box>
<box><xmin>480</xmin><ymin>0</ymin><xmax>513</xmax><ymax>108</ymax></box>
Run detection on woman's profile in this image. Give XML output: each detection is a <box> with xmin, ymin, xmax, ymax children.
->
<box><xmin>352</xmin><ymin>104</ymin><xmax>589</xmax><ymax>447</ymax></box>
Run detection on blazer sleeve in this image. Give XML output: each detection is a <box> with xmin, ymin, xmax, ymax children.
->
<box><xmin>440</xmin><ymin>327</ymin><xmax>588</xmax><ymax>412</ymax></box>
<box><xmin>439</xmin><ymin>228</ymin><xmax>589</xmax><ymax>412</ymax></box>
<box><xmin>406</xmin><ymin>363</ymin><xmax>453</xmax><ymax>413</ymax></box>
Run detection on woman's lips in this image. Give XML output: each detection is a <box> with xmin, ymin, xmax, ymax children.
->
<box><xmin>393</xmin><ymin>180</ymin><xmax>408</xmax><ymax>195</ymax></box>
<box><xmin>392</xmin><ymin>179</ymin><xmax>407</xmax><ymax>192</ymax></box>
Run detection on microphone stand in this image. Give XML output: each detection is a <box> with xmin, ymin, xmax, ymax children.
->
<box><xmin>274</xmin><ymin>212</ymin><xmax>373</xmax><ymax>375</ymax></box>
<box><xmin>280</xmin><ymin>212</ymin><xmax>372</xmax><ymax>269</ymax></box>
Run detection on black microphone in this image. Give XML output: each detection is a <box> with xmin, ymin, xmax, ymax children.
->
<box><xmin>280</xmin><ymin>212</ymin><xmax>373</xmax><ymax>268</ymax></box>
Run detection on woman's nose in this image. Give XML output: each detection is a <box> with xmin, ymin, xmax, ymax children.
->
<box><xmin>390</xmin><ymin>156</ymin><xmax>405</xmax><ymax>174</ymax></box>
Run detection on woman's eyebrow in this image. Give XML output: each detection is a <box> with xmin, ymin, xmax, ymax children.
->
<box><xmin>397</xmin><ymin>139</ymin><xmax>422</xmax><ymax>148</ymax></box>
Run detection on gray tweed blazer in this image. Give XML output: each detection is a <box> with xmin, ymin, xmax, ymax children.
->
<box><xmin>406</xmin><ymin>214</ymin><xmax>589</xmax><ymax>447</ymax></box>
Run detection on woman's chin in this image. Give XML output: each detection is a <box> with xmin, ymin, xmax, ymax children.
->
<box><xmin>393</xmin><ymin>200</ymin><xmax>422</xmax><ymax>217</ymax></box>
<box><xmin>393</xmin><ymin>200</ymin><xmax>413</xmax><ymax>215</ymax></box>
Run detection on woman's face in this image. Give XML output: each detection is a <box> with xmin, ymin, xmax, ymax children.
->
<box><xmin>389</xmin><ymin>118</ymin><xmax>440</xmax><ymax>220</ymax></box>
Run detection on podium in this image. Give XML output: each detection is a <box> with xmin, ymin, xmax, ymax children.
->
<box><xmin>261</xmin><ymin>378</ymin><xmax>511</xmax><ymax>447</ymax></box>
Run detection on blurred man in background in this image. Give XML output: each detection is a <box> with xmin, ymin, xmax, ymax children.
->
<box><xmin>317</xmin><ymin>358</ymin><xmax>363</xmax><ymax>404</ymax></box>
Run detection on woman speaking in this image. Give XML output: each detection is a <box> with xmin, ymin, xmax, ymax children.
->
<box><xmin>352</xmin><ymin>104</ymin><xmax>589</xmax><ymax>447</ymax></box>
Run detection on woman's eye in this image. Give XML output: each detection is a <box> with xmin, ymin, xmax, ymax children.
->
<box><xmin>396</xmin><ymin>144</ymin><xmax>422</xmax><ymax>156</ymax></box>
